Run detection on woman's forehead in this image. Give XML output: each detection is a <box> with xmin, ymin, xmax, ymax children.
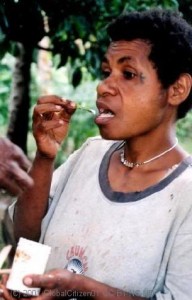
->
<box><xmin>104</xmin><ymin>40</ymin><xmax>151</xmax><ymax>63</ymax></box>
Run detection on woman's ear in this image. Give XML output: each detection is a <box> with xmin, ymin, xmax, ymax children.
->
<box><xmin>168</xmin><ymin>73</ymin><xmax>192</xmax><ymax>106</ymax></box>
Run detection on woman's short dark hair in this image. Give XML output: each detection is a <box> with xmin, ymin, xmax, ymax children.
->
<box><xmin>107</xmin><ymin>9</ymin><xmax>192</xmax><ymax>119</ymax></box>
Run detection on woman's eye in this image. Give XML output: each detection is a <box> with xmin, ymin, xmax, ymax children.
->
<box><xmin>101</xmin><ymin>70</ymin><xmax>110</xmax><ymax>79</ymax></box>
<box><xmin>123</xmin><ymin>71</ymin><xmax>136</xmax><ymax>80</ymax></box>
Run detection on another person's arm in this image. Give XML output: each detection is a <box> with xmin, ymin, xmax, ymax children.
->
<box><xmin>0</xmin><ymin>137</ymin><xmax>33</xmax><ymax>195</ymax></box>
<box><xmin>13</xmin><ymin>96</ymin><xmax>76</xmax><ymax>242</ymax></box>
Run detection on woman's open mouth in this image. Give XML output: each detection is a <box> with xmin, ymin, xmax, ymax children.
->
<box><xmin>95</xmin><ymin>108</ymin><xmax>115</xmax><ymax>125</ymax></box>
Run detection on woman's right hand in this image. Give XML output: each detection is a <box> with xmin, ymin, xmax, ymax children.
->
<box><xmin>33</xmin><ymin>96</ymin><xmax>76</xmax><ymax>159</ymax></box>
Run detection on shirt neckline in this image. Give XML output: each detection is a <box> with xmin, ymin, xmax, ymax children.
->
<box><xmin>99</xmin><ymin>142</ymin><xmax>192</xmax><ymax>203</ymax></box>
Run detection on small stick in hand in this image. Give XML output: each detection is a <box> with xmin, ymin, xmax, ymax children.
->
<box><xmin>76</xmin><ymin>104</ymin><xmax>96</xmax><ymax>115</ymax></box>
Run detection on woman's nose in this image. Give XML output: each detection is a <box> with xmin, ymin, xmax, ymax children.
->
<box><xmin>96</xmin><ymin>77</ymin><xmax>117</xmax><ymax>97</ymax></box>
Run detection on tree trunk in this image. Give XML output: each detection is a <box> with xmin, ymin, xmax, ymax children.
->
<box><xmin>7</xmin><ymin>43</ymin><xmax>33</xmax><ymax>154</ymax></box>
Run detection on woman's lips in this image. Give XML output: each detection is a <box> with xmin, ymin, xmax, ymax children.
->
<box><xmin>95</xmin><ymin>108</ymin><xmax>115</xmax><ymax>125</ymax></box>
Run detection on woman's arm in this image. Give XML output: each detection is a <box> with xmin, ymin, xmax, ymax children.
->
<box><xmin>13</xmin><ymin>96</ymin><xmax>76</xmax><ymax>242</ymax></box>
<box><xmin>13</xmin><ymin>152</ymin><xmax>55</xmax><ymax>241</ymax></box>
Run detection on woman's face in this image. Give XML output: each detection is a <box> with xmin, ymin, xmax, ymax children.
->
<box><xmin>95</xmin><ymin>39</ymin><xmax>170</xmax><ymax>140</ymax></box>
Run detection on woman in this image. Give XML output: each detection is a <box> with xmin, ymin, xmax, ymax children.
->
<box><xmin>3</xmin><ymin>8</ymin><xmax>192</xmax><ymax>300</ymax></box>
